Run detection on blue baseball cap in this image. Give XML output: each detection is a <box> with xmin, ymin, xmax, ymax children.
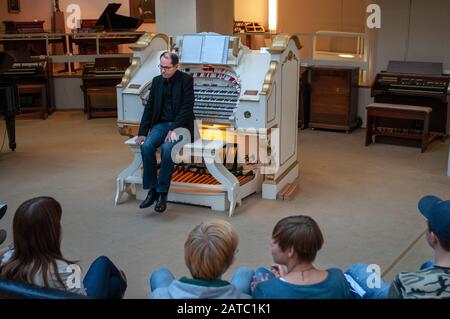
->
<box><xmin>418</xmin><ymin>195</ymin><xmax>450</xmax><ymax>244</ymax></box>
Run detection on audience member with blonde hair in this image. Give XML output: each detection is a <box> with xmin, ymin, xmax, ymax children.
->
<box><xmin>149</xmin><ymin>220</ymin><xmax>251</xmax><ymax>299</ymax></box>
<box><xmin>0</xmin><ymin>196</ymin><xmax>127</xmax><ymax>298</ymax></box>
<box><xmin>235</xmin><ymin>215</ymin><xmax>352</xmax><ymax>299</ymax></box>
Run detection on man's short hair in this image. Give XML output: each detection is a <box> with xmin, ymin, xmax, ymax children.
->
<box><xmin>160</xmin><ymin>51</ymin><xmax>179</xmax><ymax>66</ymax></box>
<box><xmin>272</xmin><ymin>215</ymin><xmax>324</xmax><ymax>263</ymax></box>
<box><xmin>184</xmin><ymin>220</ymin><xmax>238</xmax><ymax>281</ymax></box>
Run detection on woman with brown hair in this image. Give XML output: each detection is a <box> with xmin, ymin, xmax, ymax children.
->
<box><xmin>0</xmin><ymin>196</ymin><xmax>127</xmax><ymax>298</ymax></box>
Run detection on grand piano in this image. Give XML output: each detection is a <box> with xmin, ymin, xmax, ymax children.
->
<box><xmin>0</xmin><ymin>52</ymin><xmax>20</xmax><ymax>151</ymax></box>
<box><xmin>70</xmin><ymin>3</ymin><xmax>144</xmax><ymax>55</ymax></box>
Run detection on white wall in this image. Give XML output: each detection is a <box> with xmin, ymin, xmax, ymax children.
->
<box><xmin>406</xmin><ymin>0</ymin><xmax>450</xmax><ymax>71</ymax></box>
<box><xmin>156</xmin><ymin>0</ymin><xmax>233</xmax><ymax>36</ymax></box>
<box><xmin>197</xmin><ymin>0</ymin><xmax>234</xmax><ymax>35</ymax></box>
<box><xmin>374</xmin><ymin>0</ymin><xmax>450</xmax><ymax>73</ymax></box>
<box><xmin>156</xmin><ymin>0</ymin><xmax>197</xmax><ymax>35</ymax></box>
<box><xmin>59</xmin><ymin>0</ymin><xmax>130</xmax><ymax>20</ymax></box>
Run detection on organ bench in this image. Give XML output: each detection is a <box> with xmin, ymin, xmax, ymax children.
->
<box><xmin>365</xmin><ymin>103</ymin><xmax>433</xmax><ymax>153</ymax></box>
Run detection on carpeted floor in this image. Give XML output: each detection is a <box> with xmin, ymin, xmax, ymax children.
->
<box><xmin>0</xmin><ymin>111</ymin><xmax>449</xmax><ymax>298</ymax></box>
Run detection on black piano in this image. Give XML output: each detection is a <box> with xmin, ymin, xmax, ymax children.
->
<box><xmin>0</xmin><ymin>53</ymin><xmax>20</xmax><ymax>151</ymax></box>
<box><xmin>371</xmin><ymin>61</ymin><xmax>450</xmax><ymax>141</ymax></box>
<box><xmin>0</xmin><ymin>55</ymin><xmax>52</xmax><ymax>119</ymax></box>
<box><xmin>70</xmin><ymin>3</ymin><xmax>143</xmax><ymax>55</ymax></box>
<box><xmin>81</xmin><ymin>57</ymin><xmax>130</xmax><ymax>119</ymax></box>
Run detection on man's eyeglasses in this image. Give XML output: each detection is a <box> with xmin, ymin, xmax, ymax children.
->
<box><xmin>158</xmin><ymin>64</ymin><xmax>174</xmax><ymax>70</ymax></box>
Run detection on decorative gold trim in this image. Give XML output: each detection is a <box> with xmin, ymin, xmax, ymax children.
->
<box><xmin>118</xmin><ymin>33</ymin><xmax>170</xmax><ymax>88</ymax></box>
<box><xmin>118</xmin><ymin>57</ymin><xmax>141</xmax><ymax>88</ymax></box>
<box><xmin>128</xmin><ymin>33</ymin><xmax>170</xmax><ymax>51</ymax></box>
<box><xmin>231</xmin><ymin>38</ymin><xmax>240</xmax><ymax>57</ymax></box>
<box><xmin>260</xmin><ymin>61</ymin><xmax>278</xmax><ymax>96</ymax></box>
<box><xmin>117</xmin><ymin>120</ymin><xmax>140</xmax><ymax>137</ymax></box>
<box><xmin>268</xmin><ymin>34</ymin><xmax>302</xmax><ymax>54</ymax></box>
<box><xmin>264</xmin><ymin>160</ymin><xmax>298</xmax><ymax>184</ymax></box>
<box><xmin>170</xmin><ymin>36</ymin><xmax>176</xmax><ymax>51</ymax></box>
<box><xmin>283</xmin><ymin>50</ymin><xmax>298</xmax><ymax>63</ymax></box>
<box><xmin>266</xmin><ymin>85</ymin><xmax>276</xmax><ymax>123</ymax></box>
<box><xmin>117</xmin><ymin>120</ymin><xmax>141</xmax><ymax>126</ymax></box>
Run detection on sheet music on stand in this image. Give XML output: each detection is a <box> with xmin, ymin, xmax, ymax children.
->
<box><xmin>181</xmin><ymin>34</ymin><xmax>230</xmax><ymax>65</ymax></box>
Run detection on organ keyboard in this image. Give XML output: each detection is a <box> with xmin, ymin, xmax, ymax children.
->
<box><xmin>82</xmin><ymin>57</ymin><xmax>130</xmax><ymax>118</ymax></box>
<box><xmin>371</xmin><ymin>61</ymin><xmax>450</xmax><ymax>146</ymax></box>
<box><xmin>115</xmin><ymin>32</ymin><xmax>302</xmax><ymax>215</ymax></box>
<box><xmin>0</xmin><ymin>56</ymin><xmax>52</xmax><ymax>119</ymax></box>
<box><xmin>184</xmin><ymin>66</ymin><xmax>240</xmax><ymax>123</ymax></box>
<box><xmin>372</xmin><ymin>73</ymin><xmax>449</xmax><ymax>100</ymax></box>
<box><xmin>3</xmin><ymin>61</ymin><xmax>47</xmax><ymax>76</ymax></box>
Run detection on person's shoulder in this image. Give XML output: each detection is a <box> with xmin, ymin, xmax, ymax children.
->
<box><xmin>179</xmin><ymin>70</ymin><xmax>193</xmax><ymax>80</ymax></box>
<box><xmin>395</xmin><ymin>268</ymin><xmax>427</xmax><ymax>280</ymax></box>
<box><xmin>255</xmin><ymin>278</ymin><xmax>282</xmax><ymax>290</ymax></box>
<box><xmin>389</xmin><ymin>268</ymin><xmax>448</xmax><ymax>299</ymax></box>
<box><xmin>55</xmin><ymin>259</ymin><xmax>73</xmax><ymax>270</ymax></box>
<box><xmin>326</xmin><ymin>267</ymin><xmax>346</xmax><ymax>279</ymax></box>
<box><xmin>395</xmin><ymin>267</ymin><xmax>450</xmax><ymax>283</ymax></box>
<box><xmin>153</xmin><ymin>74</ymin><xmax>163</xmax><ymax>82</ymax></box>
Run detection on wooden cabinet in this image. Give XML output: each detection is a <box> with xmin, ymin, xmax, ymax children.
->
<box><xmin>309</xmin><ymin>66</ymin><xmax>360</xmax><ymax>132</ymax></box>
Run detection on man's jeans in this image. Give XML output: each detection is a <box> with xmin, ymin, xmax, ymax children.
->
<box><xmin>141</xmin><ymin>122</ymin><xmax>179</xmax><ymax>193</ymax></box>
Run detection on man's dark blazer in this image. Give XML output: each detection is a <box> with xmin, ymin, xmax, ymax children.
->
<box><xmin>138</xmin><ymin>70</ymin><xmax>195</xmax><ymax>138</ymax></box>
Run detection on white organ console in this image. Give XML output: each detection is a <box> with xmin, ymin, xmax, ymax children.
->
<box><xmin>115</xmin><ymin>32</ymin><xmax>302</xmax><ymax>216</ymax></box>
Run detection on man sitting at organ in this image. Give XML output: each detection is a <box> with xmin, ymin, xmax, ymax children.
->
<box><xmin>136</xmin><ymin>52</ymin><xmax>195</xmax><ymax>213</ymax></box>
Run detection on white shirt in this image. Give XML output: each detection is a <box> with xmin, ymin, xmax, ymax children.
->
<box><xmin>1</xmin><ymin>251</ymin><xmax>87</xmax><ymax>296</ymax></box>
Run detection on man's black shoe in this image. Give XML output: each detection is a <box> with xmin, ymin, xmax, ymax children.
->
<box><xmin>139</xmin><ymin>189</ymin><xmax>158</xmax><ymax>209</ymax></box>
<box><xmin>154</xmin><ymin>192</ymin><xmax>168</xmax><ymax>213</ymax></box>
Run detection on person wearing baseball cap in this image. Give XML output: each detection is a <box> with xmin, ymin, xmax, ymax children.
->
<box><xmin>388</xmin><ymin>195</ymin><xmax>450</xmax><ymax>299</ymax></box>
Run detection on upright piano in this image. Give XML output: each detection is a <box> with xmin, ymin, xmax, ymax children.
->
<box><xmin>371</xmin><ymin>61</ymin><xmax>450</xmax><ymax>146</ymax></box>
<box><xmin>115</xmin><ymin>33</ymin><xmax>302</xmax><ymax>215</ymax></box>
<box><xmin>0</xmin><ymin>53</ymin><xmax>20</xmax><ymax>151</ymax></box>
<box><xmin>0</xmin><ymin>19</ymin><xmax>54</xmax><ymax>119</ymax></box>
<box><xmin>2</xmin><ymin>20</ymin><xmax>47</xmax><ymax>56</ymax></box>
<box><xmin>82</xmin><ymin>57</ymin><xmax>131</xmax><ymax>118</ymax></box>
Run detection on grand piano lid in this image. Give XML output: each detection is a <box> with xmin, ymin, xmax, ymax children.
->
<box><xmin>95</xmin><ymin>3</ymin><xmax>143</xmax><ymax>31</ymax></box>
<box><xmin>0</xmin><ymin>52</ymin><xmax>14</xmax><ymax>75</ymax></box>
<box><xmin>387</xmin><ymin>61</ymin><xmax>443</xmax><ymax>75</ymax></box>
